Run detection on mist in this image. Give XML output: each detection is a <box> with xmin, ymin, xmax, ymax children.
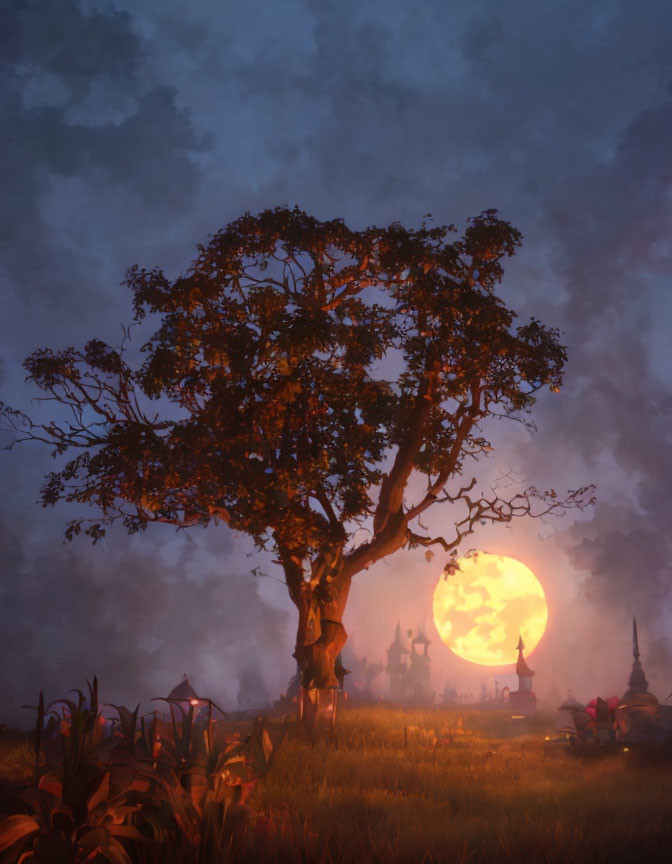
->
<box><xmin>2</xmin><ymin>0</ymin><xmax>672</xmax><ymax>722</ymax></box>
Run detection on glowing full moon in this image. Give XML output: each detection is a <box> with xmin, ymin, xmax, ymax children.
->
<box><xmin>433</xmin><ymin>553</ymin><xmax>548</xmax><ymax>666</ymax></box>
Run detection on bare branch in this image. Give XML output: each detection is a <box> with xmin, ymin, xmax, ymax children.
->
<box><xmin>404</xmin><ymin>483</ymin><xmax>596</xmax><ymax>575</ymax></box>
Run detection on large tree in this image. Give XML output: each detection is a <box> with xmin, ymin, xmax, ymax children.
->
<box><xmin>2</xmin><ymin>207</ymin><xmax>592</xmax><ymax>724</ymax></box>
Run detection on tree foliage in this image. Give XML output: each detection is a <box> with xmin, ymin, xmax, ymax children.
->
<box><xmin>1</xmin><ymin>206</ymin><xmax>593</xmax><ymax>690</ymax></box>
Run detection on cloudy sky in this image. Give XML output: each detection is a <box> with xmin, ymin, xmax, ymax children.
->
<box><xmin>2</xmin><ymin>0</ymin><xmax>672</xmax><ymax>723</ymax></box>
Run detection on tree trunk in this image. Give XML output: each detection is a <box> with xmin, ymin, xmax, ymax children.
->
<box><xmin>298</xmin><ymin>619</ymin><xmax>347</xmax><ymax>735</ymax></box>
<box><xmin>295</xmin><ymin>572</ymin><xmax>350</xmax><ymax>734</ymax></box>
<box><xmin>299</xmin><ymin>685</ymin><xmax>338</xmax><ymax>734</ymax></box>
<box><xmin>303</xmin><ymin>619</ymin><xmax>347</xmax><ymax>689</ymax></box>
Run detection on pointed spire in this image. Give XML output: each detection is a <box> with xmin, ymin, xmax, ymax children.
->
<box><xmin>515</xmin><ymin>634</ymin><xmax>534</xmax><ymax>679</ymax></box>
<box><xmin>623</xmin><ymin>616</ymin><xmax>648</xmax><ymax>700</ymax></box>
<box><xmin>388</xmin><ymin>621</ymin><xmax>410</xmax><ymax>654</ymax></box>
<box><xmin>413</xmin><ymin>623</ymin><xmax>431</xmax><ymax>645</ymax></box>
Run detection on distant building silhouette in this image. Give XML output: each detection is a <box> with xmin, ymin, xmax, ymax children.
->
<box><xmin>386</xmin><ymin>621</ymin><xmax>410</xmax><ymax>700</ymax></box>
<box><xmin>409</xmin><ymin>626</ymin><xmax>433</xmax><ymax>702</ymax></box>
<box><xmin>622</xmin><ymin>617</ymin><xmax>649</xmax><ymax>701</ymax></box>
<box><xmin>508</xmin><ymin>635</ymin><xmax>537</xmax><ymax>717</ymax></box>
<box><xmin>386</xmin><ymin>622</ymin><xmax>434</xmax><ymax>704</ymax></box>
<box><xmin>167</xmin><ymin>674</ymin><xmax>200</xmax><ymax>705</ymax></box>
<box><xmin>163</xmin><ymin>674</ymin><xmax>209</xmax><ymax>724</ymax></box>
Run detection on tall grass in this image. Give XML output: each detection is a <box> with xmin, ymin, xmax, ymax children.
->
<box><xmin>250</xmin><ymin>706</ymin><xmax>672</xmax><ymax>863</ymax></box>
<box><xmin>0</xmin><ymin>683</ymin><xmax>282</xmax><ymax>864</ymax></box>
<box><xmin>0</xmin><ymin>733</ymin><xmax>34</xmax><ymax>787</ymax></box>
<box><xmin>2</xmin><ymin>703</ymin><xmax>672</xmax><ymax>862</ymax></box>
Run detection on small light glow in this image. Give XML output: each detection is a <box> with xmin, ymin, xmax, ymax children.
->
<box><xmin>190</xmin><ymin>699</ymin><xmax>199</xmax><ymax>706</ymax></box>
<box><xmin>623</xmin><ymin>747</ymin><xmax>629</xmax><ymax>752</ymax></box>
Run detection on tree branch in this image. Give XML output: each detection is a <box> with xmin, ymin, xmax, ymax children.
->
<box><xmin>406</xmin><ymin>482</ymin><xmax>596</xmax><ymax>573</ymax></box>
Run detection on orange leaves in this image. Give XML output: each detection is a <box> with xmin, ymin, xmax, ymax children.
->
<box><xmin>6</xmin><ymin>205</ymin><xmax>573</xmax><ymax>574</ymax></box>
<box><xmin>0</xmin><ymin>815</ymin><xmax>40</xmax><ymax>853</ymax></box>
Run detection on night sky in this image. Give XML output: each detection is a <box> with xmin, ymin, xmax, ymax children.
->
<box><xmin>2</xmin><ymin>0</ymin><xmax>672</xmax><ymax>724</ymax></box>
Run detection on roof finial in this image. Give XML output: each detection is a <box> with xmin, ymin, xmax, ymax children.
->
<box><xmin>633</xmin><ymin>617</ymin><xmax>640</xmax><ymax>660</ymax></box>
<box><xmin>516</xmin><ymin>634</ymin><xmax>525</xmax><ymax>652</ymax></box>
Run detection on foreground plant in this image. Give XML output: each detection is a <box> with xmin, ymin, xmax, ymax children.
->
<box><xmin>0</xmin><ymin>683</ymin><xmax>281</xmax><ymax>863</ymax></box>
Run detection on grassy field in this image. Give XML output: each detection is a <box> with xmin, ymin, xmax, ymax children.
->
<box><xmin>249</xmin><ymin>705</ymin><xmax>672</xmax><ymax>863</ymax></box>
<box><xmin>2</xmin><ymin>705</ymin><xmax>672</xmax><ymax>863</ymax></box>
<box><xmin>0</xmin><ymin>727</ymin><xmax>34</xmax><ymax>812</ymax></box>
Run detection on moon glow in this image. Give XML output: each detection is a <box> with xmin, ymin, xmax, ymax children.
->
<box><xmin>433</xmin><ymin>553</ymin><xmax>548</xmax><ymax>666</ymax></box>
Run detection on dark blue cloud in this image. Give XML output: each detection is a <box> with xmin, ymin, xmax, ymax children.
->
<box><xmin>3</xmin><ymin>0</ymin><xmax>672</xmax><ymax>707</ymax></box>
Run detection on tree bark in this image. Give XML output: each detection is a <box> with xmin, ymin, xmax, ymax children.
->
<box><xmin>302</xmin><ymin>619</ymin><xmax>347</xmax><ymax>689</ymax></box>
<box><xmin>295</xmin><ymin>570</ymin><xmax>351</xmax><ymax>733</ymax></box>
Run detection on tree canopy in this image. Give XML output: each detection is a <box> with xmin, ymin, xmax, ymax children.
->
<box><xmin>1</xmin><ymin>206</ymin><xmax>593</xmax><ymax>697</ymax></box>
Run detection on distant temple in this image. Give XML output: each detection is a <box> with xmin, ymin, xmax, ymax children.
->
<box><xmin>409</xmin><ymin>626</ymin><xmax>433</xmax><ymax>702</ymax></box>
<box><xmin>508</xmin><ymin>635</ymin><xmax>537</xmax><ymax>717</ymax></box>
<box><xmin>623</xmin><ymin>617</ymin><xmax>649</xmax><ymax>701</ymax></box>
<box><xmin>386</xmin><ymin>622</ymin><xmax>409</xmax><ymax>699</ymax></box>
<box><xmin>557</xmin><ymin>618</ymin><xmax>672</xmax><ymax>746</ymax></box>
<box><xmin>386</xmin><ymin>622</ymin><xmax>434</xmax><ymax>704</ymax></box>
